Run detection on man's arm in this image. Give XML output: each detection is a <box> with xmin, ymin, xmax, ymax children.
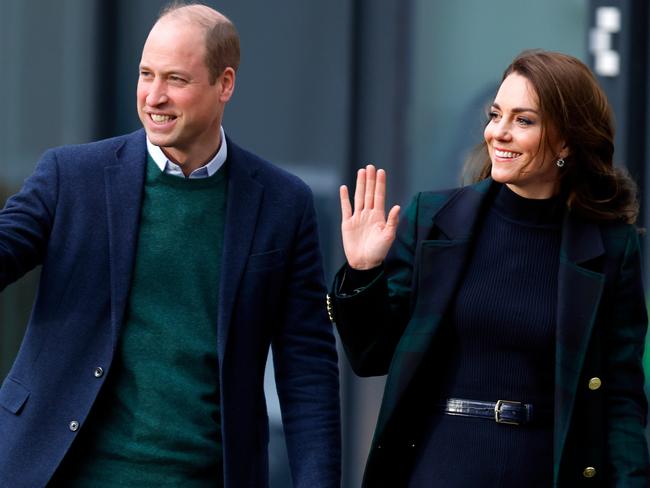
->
<box><xmin>0</xmin><ymin>150</ymin><xmax>58</xmax><ymax>290</ymax></box>
<box><xmin>271</xmin><ymin>189</ymin><xmax>341</xmax><ymax>488</ymax></box>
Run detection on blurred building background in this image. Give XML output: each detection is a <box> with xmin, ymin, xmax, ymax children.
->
<box><xmin>1</xmin><ymin>0</ymin><xmax>649</xmax><ymax>486</ymax></box>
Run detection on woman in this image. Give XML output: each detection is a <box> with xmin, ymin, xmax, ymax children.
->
<box><xmin>328</xmin><ymin>50</ymin><xmax>650</xmax><ymax>486</ymax></box>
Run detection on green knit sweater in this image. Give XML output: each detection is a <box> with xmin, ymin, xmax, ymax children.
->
<box><xmin>55</xmin><ymin>156</ymin><xmax>228</xmax><ymax>487</ymax></box>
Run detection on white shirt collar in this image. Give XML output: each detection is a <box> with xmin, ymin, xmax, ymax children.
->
<box><xmin>146</xmin><ymin>126</ymin><xmax>228</xmax><ymax>179</ymax></box>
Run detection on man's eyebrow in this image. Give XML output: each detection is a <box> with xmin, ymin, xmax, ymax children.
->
<box><xmin>137</xmin><ymin>65</ymin><xmax>192</xmax><ymax>78</ymax></box>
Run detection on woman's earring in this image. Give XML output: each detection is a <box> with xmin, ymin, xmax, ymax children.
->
<box><xmin>556</xmin><ymin>158</ymin><xmax>565</xmax><ymax>168</ymax></box>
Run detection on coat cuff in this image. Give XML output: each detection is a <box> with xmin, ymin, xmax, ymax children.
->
<box><xmin>327</xmin><ymin>263</ymin><xmax>385</xmax><ymax>324</ymax></box>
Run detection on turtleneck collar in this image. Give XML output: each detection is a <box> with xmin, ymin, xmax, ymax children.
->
<box><xmin>492</xmin><ymin>184</ymin><xmax>564</xmax><ymax>227</ymax></box>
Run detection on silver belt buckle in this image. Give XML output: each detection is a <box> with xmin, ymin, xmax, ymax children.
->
<box><xmin>494</xmin><ymin>399</ymin><xmax>523</xmax><ymax>425</ymax></box>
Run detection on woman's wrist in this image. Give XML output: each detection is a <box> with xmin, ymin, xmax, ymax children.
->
<box><xmin>347</xmin><ymin>259</ymin><xmax>383</xmax><ymax>270</ymax></box>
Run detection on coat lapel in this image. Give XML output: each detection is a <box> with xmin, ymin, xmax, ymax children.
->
<box><xmin>375</xmin><ymin>179</ymin><xmax>493</xmax><ymax>435</ymax></box>
<box><xmin>104</xmin><ymin>131</ymin><xmax>147</xmax><ymax>349</ymax></box>
<box><xmin>553</xmin><ymin>213</ymin><xmax>605</xmax><ymax>484</ymax></box>
<box><xmin>217</xmin><ymin>139</ymin><xmax>264</xmax><ymax>362</ymax></box>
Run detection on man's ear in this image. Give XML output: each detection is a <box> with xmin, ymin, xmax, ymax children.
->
<box><xmin>218</xmin><ymin>67</ymin><xmax>236</xmax><ymax>103</ymax></box>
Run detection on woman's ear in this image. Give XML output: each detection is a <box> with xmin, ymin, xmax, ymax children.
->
<box><xmin>559</xmin><ymin>143</ymin><xmax>570</xmax><ymax>160</ymax></box>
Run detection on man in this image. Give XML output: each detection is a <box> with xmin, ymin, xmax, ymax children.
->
<box><xmin>0</xmin><ymin>3</ymin><xmax>340</xmax><ymax>487</ymax></box>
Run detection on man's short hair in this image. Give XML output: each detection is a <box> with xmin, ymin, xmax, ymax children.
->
<box><xmin>160</xmin><ymin>2</ymin><xmax>240</xmax><ymax>84</ymax></box>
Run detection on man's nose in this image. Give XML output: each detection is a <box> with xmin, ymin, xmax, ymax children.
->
<box><xmin>146</xmin><ymin>79</ymin><xmax>168</xmax><ymax>106</ymax></box>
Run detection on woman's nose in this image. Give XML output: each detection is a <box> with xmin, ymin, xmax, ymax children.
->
<box><xmin>493</xmin><ymin>120</ymin><xmax>511</xmax><ymax>141</ymax></box>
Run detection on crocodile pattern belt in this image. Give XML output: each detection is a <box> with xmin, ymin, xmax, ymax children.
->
<box><xmin>440</xmin><ymin>398</ymin><xmax>534</xmax><ymax>425</ymax></box>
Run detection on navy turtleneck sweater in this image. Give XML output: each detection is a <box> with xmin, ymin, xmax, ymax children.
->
<box><xmin>408</xmin><ymin>184</ymin><xmax>563</xmax><ymax>487</ymax></box>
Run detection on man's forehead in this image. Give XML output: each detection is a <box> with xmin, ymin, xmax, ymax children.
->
<box><xmin>140</xmin><ymin>20</ymin><xmax>207</xmax><ymax>69</ymax></box>
<box><xmin>144</xmin><ymin>17</ymin><xmax>205</xmax><ymax>50</ymax></box>
<box><xmin>150</xmin><ymin>15</ymin><xmax>202</xmax><ymax>37</ymax></box>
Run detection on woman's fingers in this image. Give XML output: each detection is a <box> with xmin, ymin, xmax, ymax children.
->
<box><xmin>364</xmin><ymin>165</ymin><xmax>376</xmax><ymax>209</ymax></box>
<box><xmin>349</xmin><ymin>164</ymin><xmax>389</xmax><ymax>217</ymax></box>
<box><xmin>386</xmin><ymin>205</ymin><xmax>400</xmax><ymax>231</ymax></box>
<box><xmin>354</xmin><ymin>168</ymin><xmax>366</xmax><ymax>213</ymax></box>
<box><xmin>340</xmin><ymin>185</ymin><xmax>352</xmax><ymax>220</ymax></box>
<box><xmin>374</xmin><ymin>169</ymin><xmax>386</xmax><ymax>213</ymax></box>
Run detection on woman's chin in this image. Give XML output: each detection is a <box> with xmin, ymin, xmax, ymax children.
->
<box><xmin>490</xmin><ymin>167</ymin><xmax>515</xmax><ymax>184</ymax></box>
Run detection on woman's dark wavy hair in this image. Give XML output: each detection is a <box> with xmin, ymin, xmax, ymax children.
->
<box><xmin>465</xmin><ymin>50</ymin><xmax>639</xmax><ymax>224</ymax></box>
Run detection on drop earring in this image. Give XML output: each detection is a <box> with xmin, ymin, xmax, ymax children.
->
<box><xmin>556</xmin><ymin>158</ymin><xmax>565</xmax><ymax>168</ymax></box>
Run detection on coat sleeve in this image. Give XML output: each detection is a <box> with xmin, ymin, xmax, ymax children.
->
<box><xmin>604</xmin><ymin>226</ymin><xmax>650</xmax><ymax>485</ymax></box>
<box><xmin>329</xmin><ymin>193</ymin><xmax>422</xmax><ymax>377</ymax></box>
<box><xmin>270</xmin><ymin>188</ymin><xmax>341</xmax><ymax>488</ymax></box>
<box><xmin>0</xmin><ymin>150</ymin><xmax>58</xmax><ymax>291</ymax></box>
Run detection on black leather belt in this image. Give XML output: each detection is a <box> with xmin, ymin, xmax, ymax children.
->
<box><xmin>439</xmin><ymin>398</ymin><xmax>534</xmax><ymax>425</ymax></box>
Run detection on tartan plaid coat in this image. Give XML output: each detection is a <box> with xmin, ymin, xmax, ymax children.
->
<box><xmin>331</xmin><ymin>178</ymin><xmax>650</xmax><ymax>487</ymax></box>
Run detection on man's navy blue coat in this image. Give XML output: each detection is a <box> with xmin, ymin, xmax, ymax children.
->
<box><xmin>0</xmin><ymin>130</ymin><xmax>341</xmax><ymax>487</ymax></box>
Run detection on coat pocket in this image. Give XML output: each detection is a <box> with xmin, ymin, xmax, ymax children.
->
<box><xmin>0</xmin><ymin>377</ymin><xmax>30</xmax><ymax>414</ymax></box>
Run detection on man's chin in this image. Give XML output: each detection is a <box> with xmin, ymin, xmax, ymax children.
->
<box><xmin>145</xmin><ymin>131</ymin><xmax>174</xmax><ymax>148</ymax></box>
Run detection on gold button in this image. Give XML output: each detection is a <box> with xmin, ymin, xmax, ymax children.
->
<box><xmin>583</xmin><ymin>466</ymin><xmax>596</xmax><ymax>478</ymax></box>
<box><xmin>326</xmin><ymin>294</ymin><xmax>335</xmax><ymax>323</ymax></box>
<box><xmin>588</xmin><ymin>377</ymin><xmax>602</xmax><ymax>390</ymax></box>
